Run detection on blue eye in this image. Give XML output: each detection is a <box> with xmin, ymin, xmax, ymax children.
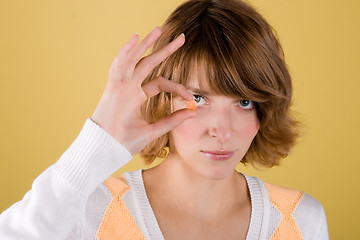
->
<box><xmin>238</xmin><ymin>100</ymin><xmax>254</xmax><ymax>109</ymax></box>
<box><xmin>192</xmin><ymin>94</ymin><xmax>254</xmax><ymax>110</ymax></box>
<box><xmin>193</xmin><ymin>94</ymin><xmax>206</xmax><ymax>106</ymax></box>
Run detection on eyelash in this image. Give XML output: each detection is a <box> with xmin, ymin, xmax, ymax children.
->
<box><xmin>193</xmin><ymin>94</ymin><xmax>255</xmax><ymax>111</ymax></box>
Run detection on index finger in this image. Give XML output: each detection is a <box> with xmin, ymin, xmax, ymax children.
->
<box><xmin>141</xmin><ymin>76</ymin><xmax>194</xmax><ymax>101</ymax></box>
<box><xmin>133</xmin><ymin>33</ymin><xmax>186</xmax><ymax>82</ymax></box>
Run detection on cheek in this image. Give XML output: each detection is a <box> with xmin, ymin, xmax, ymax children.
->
<box><xmin>172</xmin><ymin>118</ymin><xmax>201</xmax><ymax>141</ymax></box>
<box><xmin>236</xmin><ymin>114</ymin><xmax>260</xmax><ymax>139</ymax></box>
<box><xmin>171</xmin><ymin>99</ymin><xmax>202</xmax><ymax>140</ymax></box>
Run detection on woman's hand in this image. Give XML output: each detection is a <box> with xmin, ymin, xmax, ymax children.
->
<box><xmin>91</xmin><ymin>27</ymin><xmax>197</xmax><ymax>155</ymax></box>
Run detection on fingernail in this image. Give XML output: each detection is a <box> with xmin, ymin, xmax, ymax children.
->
<box><xmin>180</xmin><ymin>33</ymin><xmax>185</xmax><ymax>38</ymax></box>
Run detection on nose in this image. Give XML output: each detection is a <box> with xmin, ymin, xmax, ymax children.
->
<box><xmin>207</xmin><ymin>105</ymin><xmax>233</xmax><ymax>143</ymax></box>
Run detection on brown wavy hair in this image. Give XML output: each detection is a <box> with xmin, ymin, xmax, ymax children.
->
<box><xmin>139</xmin><ymin>0</ymin><xmax>301</xmax><ymax>169</ymax></box>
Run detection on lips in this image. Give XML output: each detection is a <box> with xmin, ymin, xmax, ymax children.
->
<box><xmin>201</xmin><ymin>150</ymin><xmax>235</xmax><ymax>161</ymax></box>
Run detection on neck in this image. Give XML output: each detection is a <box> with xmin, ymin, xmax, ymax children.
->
<box><xmin>142</xmin><ymin>155</ymin><xmax>250</xmax><ymax>223</ymax></box>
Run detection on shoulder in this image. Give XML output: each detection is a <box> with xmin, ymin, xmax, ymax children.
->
<box><xmin>263</xmin><ymin>181</ymin><xmax>305</xmax><ymax>208</ymax></box>
<box><xmin>262</xmin><ymin>181</ymin><xmax>325</xmax><ymax>218</ymax></box>
<box><xmin>262</xmin><ymin>180</ymin><xmax>328</xmax><ymax>239</ymax></box>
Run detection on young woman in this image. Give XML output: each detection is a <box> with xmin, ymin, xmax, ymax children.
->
<box><xmin>0</xmin><ymin>0</ymin><xmax>329</xmax><ymax>239</ymax></box>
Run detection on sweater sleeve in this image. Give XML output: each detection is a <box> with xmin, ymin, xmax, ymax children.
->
<box><xmin>0</xmin><ymin>118</ymin><xmax>133</xmax><ymax>239</ymax></box>
<box><xmin>314</xmin><ymin>204</ymin><xmax>329</xmax><ymax>240</ymax></box>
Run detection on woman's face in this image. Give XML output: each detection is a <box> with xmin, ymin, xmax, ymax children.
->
<box><xmin>169</xmin><ymin>64</ymin><xmax>260</xmax><ymax>180</ymax></box>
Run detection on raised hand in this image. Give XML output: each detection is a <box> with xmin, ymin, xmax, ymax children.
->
<box><xmin>91</xmin><ymin>27</ymin><xmax>197</xmax><ymax>155</ymax></box>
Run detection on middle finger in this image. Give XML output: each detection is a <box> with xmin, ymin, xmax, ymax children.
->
<box><xmin>124</xmin><ymin>27</ymin><xmax>162</xmax><ymax>79</ymax></box>
<box><xmin>133</xmin><ymin>33</ymin><xmax>186</xmax><ymax>82</ymax></box>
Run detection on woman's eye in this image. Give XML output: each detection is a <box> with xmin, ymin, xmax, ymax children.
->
<box><xmin>238</xmin><ymin>100</ymin><xmax>254</xmax><ymax>109</ymax></box>
<box><xmin>193</xmin><ymin>94</ymin><xmax>206</xmax><ymax>106</ymax></box>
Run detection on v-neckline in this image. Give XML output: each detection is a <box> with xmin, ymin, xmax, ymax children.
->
<box><xmin>124</xmin><ymin>169</ymin><xmax>266</xmax><ymax>240</ymax></box>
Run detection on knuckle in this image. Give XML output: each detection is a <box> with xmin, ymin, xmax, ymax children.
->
<box><xmin>141</xmin><ymin>59</ymin><xmax>154</xmax><ymax>71</ymax></box>
<box><xmin>113</xmin><ymin>57</ymin><xmax>123</xmax><ymax>68</ymax></box>
<box><xmin>123</xmin><ymin>71</ymin><xmax>132</xmax><ymax>81</ymax></box>
<box><xmin>164</xmin><ymin>47</ymin><xmax>173</xmax><ymax>56</ymax></box>
<box><xmin>153</xmin><ymin>75</ymin><xmax>163</xmax><ymax>83</ymax></box>
<box><xmin>174</xmin><ymin>84</ymin><xmax>182</xmax><ymax>93</ymax></box>
<box><xmin>181</xmin><ymin>84</ymin><xmax>188</xmax><ymax>92</ymax></box>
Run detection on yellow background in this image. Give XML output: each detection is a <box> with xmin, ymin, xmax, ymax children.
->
<box><xmin>0</xmin><ymin>0</ymin><xmax>359</xmax><ymax>238</ymax></box>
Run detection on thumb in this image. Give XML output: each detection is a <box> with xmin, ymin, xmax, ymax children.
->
<box><xmin>150</xmin><ymin>108</ymin><xmax>197</xmax><ymax>139</ymax></box>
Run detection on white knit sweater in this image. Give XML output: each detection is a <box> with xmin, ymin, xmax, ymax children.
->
<box><xmin>0</xmin><ymin>118</ymin><xmax>329</xmax><ymax>239</ymax></box>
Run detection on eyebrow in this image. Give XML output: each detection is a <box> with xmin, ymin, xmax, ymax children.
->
<box><xmin>187</xmin><ymin>87</ymin><xmax>249</xmax><ymax>101</ymax></box>
<box><xmin>187</xmin><ymin>87</ymin><xmax>213</xmax><ymax>96</ymax></box>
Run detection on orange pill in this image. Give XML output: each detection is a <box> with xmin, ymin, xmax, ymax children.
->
<box><xmin>186</xmin><ymin>100</ymin><xmax>197</xmax><ymax>110</ymax></box>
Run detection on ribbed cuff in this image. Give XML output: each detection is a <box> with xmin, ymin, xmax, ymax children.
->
<box><xmin>53</xmin><ymin>118</ymin><xmax>133</xmax><ymax>197</ymax></box>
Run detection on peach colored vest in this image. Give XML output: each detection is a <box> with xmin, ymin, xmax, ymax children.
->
<box><xmin>96</xmin><ymin>175</ymin><xmax>304</xmax><ymax>240</ymax></box>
